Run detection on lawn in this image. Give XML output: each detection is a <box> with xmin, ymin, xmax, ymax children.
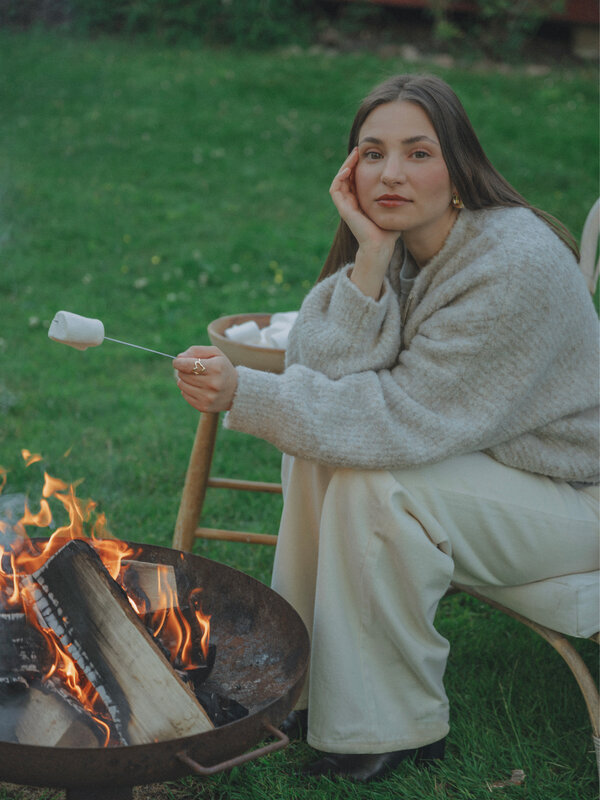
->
<box><xmin>0</xmin><ymin>29</ymin><xmax>598</xmax><ymax>800</ymax></box>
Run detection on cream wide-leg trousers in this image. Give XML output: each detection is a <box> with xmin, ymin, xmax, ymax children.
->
<box><xmin>271</xmin><ymin>453</ymin><xmax>599</xmax><ymax>755</ymax></box>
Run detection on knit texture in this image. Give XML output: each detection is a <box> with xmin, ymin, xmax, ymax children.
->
<box><xmin>225</xmin><ymin>207</ymin><xmax>599</xmax><ymax>483</ymax></box>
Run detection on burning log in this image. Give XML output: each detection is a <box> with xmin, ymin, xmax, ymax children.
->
<box><xmin>0</xmin><ymin>611</ymin><xmax>49</xmax><ymax>686</ymax></box>
<box><xmin>120</xmin><ymin>560</ymin><xmax>177</xmax><ymax>613</ymax></box>
<box><xmin>21</xmin><ymin>539</ymin><xmax>214</xmax><ymax>745</ymax></box>
<box><xmin>14</xmin><ymin>684</ymin><xmax>104</xmax><ymax>747</ymax></box>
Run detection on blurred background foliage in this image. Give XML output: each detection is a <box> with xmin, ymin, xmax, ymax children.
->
<box><xmin>0</xmin><ymin>0</ymin><xmax>578</xmax><ymax>59</ymax></box>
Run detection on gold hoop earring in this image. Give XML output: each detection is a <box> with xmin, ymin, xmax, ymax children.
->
<box><xmin>451</xmin><ymin>192</ymin><xmax>464</xmax><ymax>209</ymax></box>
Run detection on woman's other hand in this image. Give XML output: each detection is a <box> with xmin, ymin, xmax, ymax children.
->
<box><xmin>173</xmin><ymin>346</ymin><xmax>238</xmax><ymax>413</ymax></box>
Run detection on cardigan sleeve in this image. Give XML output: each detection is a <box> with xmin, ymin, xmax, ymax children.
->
<box><xmin>285</xmin><ymin>264</ymin><xmax>402</xmax><ymax>379</ymax></box>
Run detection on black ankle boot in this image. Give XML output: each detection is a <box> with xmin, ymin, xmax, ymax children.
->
<box><xmin>279</xmin><ymin>708</ymin><xmax>309</xmax><ymax>741</ymax></box>
<box><xmin>303</xmin><ymin>737</ymin><xmax>445</xmax><ymax>782</ymax></box>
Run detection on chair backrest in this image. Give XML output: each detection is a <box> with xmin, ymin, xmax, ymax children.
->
<box><xmin>579</xmin><ymin>198</ymin><xmax>600</xmax><ymax>294</ymax></box>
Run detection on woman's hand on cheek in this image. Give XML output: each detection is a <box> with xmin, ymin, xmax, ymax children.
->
<box><xmin>330</xmin><ymin>148</ymin><xmax>400</xmax><ymax>300</ymax></box>
<box><xmin>173</xmin><ymin>346</ymin><xmax>238</xmax><ymax>413</ymax></box>
<box><xmin>330</xmin><ymin>148</ymin><xmax>399</xmax><ymax>255</ymax></box>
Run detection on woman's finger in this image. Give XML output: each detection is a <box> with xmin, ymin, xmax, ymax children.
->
<box><xmin>330</xmin><ymin>147</ymin><xmax>358</xmax><ymax>193</ymax></box>
<box><xmin>173</xmin><ymin>346</ymin><xmax>222</xmax><ymax>372</ymax></box>
<box><xmin>339</xmin><ymin>146</ymin><xmax>359</xmax><ymax>172</ymax></box>
<box><xmin>177</xmin><ymin>356</ymin><xmax>209</xmax><ymax>377</ymax></box>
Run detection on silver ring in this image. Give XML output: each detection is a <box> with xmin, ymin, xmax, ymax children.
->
<box><xmin>192</xmin><ymin>358</ymin><xmax>207</xmax><ymax>376</ymax></box>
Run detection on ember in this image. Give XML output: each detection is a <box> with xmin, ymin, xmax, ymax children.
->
<box><xmin>0</xmin><ymin>450</ymin><xmax>228</xmax><ymax>749</ymax></box>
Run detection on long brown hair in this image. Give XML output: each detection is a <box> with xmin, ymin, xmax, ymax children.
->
<box><xmin>319</xmin><ymin>74</ymin><xmax>578</xmax><ymax>281</ymax></box>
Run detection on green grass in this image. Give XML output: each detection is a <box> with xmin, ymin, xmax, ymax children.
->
<box><xmin>0</xmin><ymin>29</ymin><xmax>598</xmax><ymax>800</ymax></box>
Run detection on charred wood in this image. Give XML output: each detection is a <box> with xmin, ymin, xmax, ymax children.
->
<box><xmin>0</xmin><ymin>612</ymin><xmax>49</xmax><ymax>686</ymax></box>
<box><xmin>194</xmin><ymin>686</ymin><xmax>248</xmax><ymax>727</ymax></box>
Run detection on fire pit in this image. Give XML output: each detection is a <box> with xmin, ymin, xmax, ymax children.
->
<box><xmin>0</xmin><ymin>540</ymin><xmax>309</xmax><ymax>798</ymax></box>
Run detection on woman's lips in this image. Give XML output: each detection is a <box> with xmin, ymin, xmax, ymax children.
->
<box><xmin>375</xmin><ymin>194</ymin><xmax>411</xmax><ymax>207</ymax></box>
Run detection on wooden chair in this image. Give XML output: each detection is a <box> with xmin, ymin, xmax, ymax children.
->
<box><xmin>451</xmin><ymin>578</ymin><xmax>599</xmax><ymax>769</ymax></box>
<box><xmin>172</xmin><ymin>410</ymin><xmax>282</xmax><ymax>551</ymax></box>
<box><xmin>173</xmin><ymin>200</ymin><xmax>600</xmax><ymax>765</ymax></box>
<box><xmin>452</xmin><ymin>198</ymin><xmax>600</xmax><ymax>769</ymax></box>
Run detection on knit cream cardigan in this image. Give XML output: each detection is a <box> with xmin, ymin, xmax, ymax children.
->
<box><xmin>225</xmin><ymin>207</ymin><xmax>599</xmax><ymax>484</ymax></box>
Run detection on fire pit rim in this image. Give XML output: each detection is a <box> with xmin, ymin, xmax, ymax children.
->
<box><xmin>0</xmin><ymin>540</ymin><xmax>309</xmax><ymax>789</ymax></box>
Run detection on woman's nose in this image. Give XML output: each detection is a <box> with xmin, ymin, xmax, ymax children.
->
<box><xmin>381</xmin><ymin>157</ymin><xmax>406</xmax><ymax>186</ymax></box>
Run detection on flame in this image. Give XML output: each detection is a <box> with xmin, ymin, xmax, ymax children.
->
<box><xmin>42</xmin><ymin>472</ymin><xmax>69</xmax><ymax>497</ymax></box>
<box><xmin>21</xmin><ymin>449</ymin><xmax>43</xmax><ymax>467</ymax></box>
<box><xmin>189</xmin><ymin>588</ymin><xmax>211</xmax><ymax>661</ymax></box>
<box><xmin>0</xmin><ymin>545</ymin><xmax>20</xmax><ymax>608</ymax></box>
<box><xmin>0</xmin><ymin>452</ymin><xmax>211</xmax><ymax>747</ymax></box>
<box><xmin>145</xmin><ymin>566</ymin><xmax>205</xmax><ymax>667</ymax></box>
<box><xmin>5</xmin><ymin>473</ymin><xmax>135</xmax><ymax>581</ymax></box>
<box><xmin>128</xmin><ymin>595</ymin><xmax>142</xmax><ymax>615</ymax></box>
<box><xmin>21</xmin><ymin>499</ymin><xmax>53</xmax><ymax>528</ymax></box>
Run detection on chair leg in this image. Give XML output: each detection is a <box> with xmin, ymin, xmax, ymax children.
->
<box><xmin>173</xmin><ymin>412</ymin><xmax>219</xmax><ymax>552</ymax></box>
<box><xmin>528</xmin><ymin>623</ymin><xmax>600</xmax><ymax>777</ymax></box>
<box><xmin>452</xmin><ymin>583</ymin><xmax>600</xmax><ymax>769</ymax></box>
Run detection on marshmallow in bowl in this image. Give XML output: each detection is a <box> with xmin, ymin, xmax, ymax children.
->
<box><xmin>224</xmin><ymin>320</ymin><xmax>262</xmax><ymax>345</ymax></box>
<box><xmin>270</xmin><ymin>312</ymin><xmax>298</xmax><ymax>327</ymax></box>
<box><xmin>262</xmin><ymin>322</ymin><xmax>291</xmax><ymax>349</ymax></box>
<box><xmin>48</xmin><ymin>311</ymin><xmax>105</xmax><ymax>350</ymax></box>
<box><xmin>225</xmin><ymin>312</ymin><xmax>298</xmax><ymax>350</ymax></box>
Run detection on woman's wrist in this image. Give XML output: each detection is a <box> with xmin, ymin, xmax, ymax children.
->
<box><xmin>350</xmin><ymin>242</ymin><xmax>396</xmax><ymax>300</ymax></box>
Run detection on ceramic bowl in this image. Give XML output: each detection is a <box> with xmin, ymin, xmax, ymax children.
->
<box><xmin>207</xmin><ymin>313</ymin><xmax>285</xmax><ymax>374</ymax></box>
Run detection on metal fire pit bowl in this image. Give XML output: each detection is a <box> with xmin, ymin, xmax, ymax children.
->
<box><xmin>0</xmin><ymin>541</ymin><xmax>309</xmax><ymax>795</ymax></box>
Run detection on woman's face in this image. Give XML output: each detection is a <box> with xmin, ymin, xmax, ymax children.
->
<box><xmin>354</xmin><ymin>100</ymin><xmax>456</xmax><ymax>256</ymax></box>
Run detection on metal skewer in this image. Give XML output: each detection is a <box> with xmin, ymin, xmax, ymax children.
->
<box><xmin>104</xmin><ymin>337</ymin><xmax>176</xmax><ymax>359</ymax></box>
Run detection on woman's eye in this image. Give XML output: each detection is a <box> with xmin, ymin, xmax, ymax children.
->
<box><xmin>412</xmin><ymin>150</ymin><xmax>431</xmax><ymax>159</ymax></box>
<box><xmin>363</xmin><ymin>151</ymin><xmax>382</xmax><ymax>160</ymax></box>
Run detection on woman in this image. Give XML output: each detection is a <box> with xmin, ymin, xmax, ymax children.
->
<box><xmin>174</xmin><ymin>75</ymin><xmax>599</xmax><ymax>782</ymax></box>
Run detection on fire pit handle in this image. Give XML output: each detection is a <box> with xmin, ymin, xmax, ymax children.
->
<box><xmin>176</xmin><ymin>721</ymin><xmax>289</xmax><ymax>776</ymax></box>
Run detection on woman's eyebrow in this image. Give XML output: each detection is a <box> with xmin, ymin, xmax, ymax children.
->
<box><xmin>402</xmin><ymin>134</ymin><xmax>439</xmax><ymax>146</ymax></box>
<box><xmin>358</xmin><ymin>134</ymin><xmax>439</xmax><ymax>147</ymax></box>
